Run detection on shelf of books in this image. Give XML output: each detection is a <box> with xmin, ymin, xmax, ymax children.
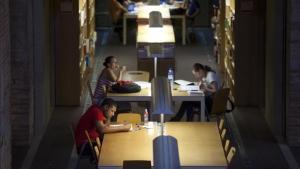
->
<box><xmin>79</xmin><ymin>0</ymin><xmax>96</xmax><ymax>99</ymax></box>
<box><xmin>213</xmin><ymin>0</ymin><xmax>235</xmax><ymax>101</ymax></box>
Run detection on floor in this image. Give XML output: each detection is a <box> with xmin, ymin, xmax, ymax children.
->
<box><xmin>15</xmin><ymin>27</ymin><xmax>299</xmax><ymax>169</ymax></box>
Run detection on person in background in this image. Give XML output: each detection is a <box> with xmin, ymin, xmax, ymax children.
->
<box><xmin>92</xmin><ymin>56</ymin><xmax>126</xmax><ymax>106</ymax></box>
<box><xmin>75</xmin><ymin>98</ymin><xmax>131</xmax><ymax>160</ymax></box>
<box><xmin>170</xmin><ymin>63</ymin><xmax>220</xmax><ymax>121</ymax></box>
<box><xmin>109</xmin><ymin>0</ymin><xmax>131</xmax><ymax>40</ymax></box>
<box><xmin>170</xmin><ymin>0</ymin><xmax>200</xmax><ymax>18</ymax></box>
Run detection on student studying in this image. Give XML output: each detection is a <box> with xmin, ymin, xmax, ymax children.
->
<box><xmin>75</xmin><ymin>98</ymin><xmax>131</xmax><ymax>160</ymax></box>
<box><xmin>170</xmin><ymin>63</ymin><xmax>220</xmax><ymax>121</ymax></box>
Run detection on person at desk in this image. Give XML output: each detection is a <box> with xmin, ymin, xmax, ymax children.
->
<box><xmin>93</xmin><ymin>56</ymin><xmax>126</xmax><ymax>105</ymax></box>
<box><xmin>109</xmin><ymin>0</ymin><xmax>134</xmax><ymax>40</ymax></box>
<box><xmin>75</xmin><ymin>98</ymin><xmax>131</xmax><ymax>159</ymax></box>
<box><xmin>169</xmin><ymin>0</ymin><xmax>200</xmax><ymax>18</ymax></box>
<box><xmin>170</xmin><ymin>63</ymin><xmax>219</xmax><ymax>121</ymax></box>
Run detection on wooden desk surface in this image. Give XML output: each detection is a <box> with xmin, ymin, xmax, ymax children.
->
<box><xmin>107</xmin><ymin>86</ymin><xmax>204</xmax><ymax>102</ymax></box>
<box><xmin>98</xmin><ymin>122</ymin><xmax>227</xmax><ymax>168</ymax></box>
<box><xmin>137</xmin><ymin>25</ymin><xmax>175</xmax><ymax>43</ymax></box>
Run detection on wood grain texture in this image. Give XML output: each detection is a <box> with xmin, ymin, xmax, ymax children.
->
<box><xmin>98</xmin><ymin>122</ymin><xmax>227</xmax><ymax>168</ymax></box>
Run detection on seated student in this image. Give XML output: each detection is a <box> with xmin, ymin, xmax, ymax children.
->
<box><xmin>93</xmin><ymin>56</ymin><xmax>126</xmax><ymax>105</ymax></box>
<box><xmin>75</xmin><ymin>98</ymin><xmax>131</xmax><ymax>159</ymax></box>
<box><xmin>170</xmin><ymin>0</ymin><xmax>200</xmax><ymax>18</ymax></box>
<box><xmin>170</xmin><ymin>63</ymin><xmax>220</xmax><ymax>121</ymax></box>
<box><xmin>109</xmin><ymin>0</ymin><xmax>133</xmax><ymax>40</ymax></box>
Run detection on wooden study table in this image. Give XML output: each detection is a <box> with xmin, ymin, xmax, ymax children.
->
<box><xmin>123</xmin><ymin>2</ymin><xmax>186</xmax><ymax>45</ymax></box>
<box><xmin>107</xmin><ymin>86</ymin><xmax>206</xmax><ymax>121</ymax></box>
<box><xmin>137</xmin><ymin>24</ymin><xmax>175</xmax><ymax>43</ymax></box>
<box><xmin>98</xmin><ymin>122</ymin><xmax>227</xmax><ymax>169</ymax></box>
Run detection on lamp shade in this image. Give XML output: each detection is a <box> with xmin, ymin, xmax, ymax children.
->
<box><xmin>148</xmin><ymin>0</ymin><xmax>160</xmax><ymax>5</ymax></box>
<box><xmin>153</xmin><ymin>136</ymin><xmax>180</xmax><ymax>169</ymax></box>
<box><xmin>151</xmin><ymin>77</ymin><xmax>173</xmax><ymax>115</ymax></box>
<box><xmin>149</xmin><ymin>11</ymin><xmax>163</xmax><ymax>27</ymax></box>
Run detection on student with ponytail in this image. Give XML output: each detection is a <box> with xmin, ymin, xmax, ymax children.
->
<box><xmin>93</xmin><ymin>56</ymin><xmax>126</xmax><ymax>105</ymax></box>
<box><xmin>170</xmin><ymin>63</ymin><xmax>220</xmax><ymax>121</ymax></box>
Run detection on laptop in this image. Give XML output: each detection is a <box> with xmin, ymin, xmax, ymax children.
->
<box><xmin>127</xmin><ymin>2</ymin><xmax>135</xmax><ymax>12</ymax></box>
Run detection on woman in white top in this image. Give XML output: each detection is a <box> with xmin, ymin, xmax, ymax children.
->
<box><xmin>170</xmin><ymin>63</ymin><xmax>219</xmax><ymax>121</ymax></box>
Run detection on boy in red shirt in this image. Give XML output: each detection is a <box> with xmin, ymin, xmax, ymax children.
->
<box><xmin>75</xmin><ymin>98</ymin><xmax>131</xmax><ymax>157</ymax></box>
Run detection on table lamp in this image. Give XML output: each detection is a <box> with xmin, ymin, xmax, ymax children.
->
<box><xmin>153</xmin><ymin>135</ymin><xmax>180</xmax><ymax>169</ymax></box>
<box><xmin>149</xmin><ymin>11</ymin><xmax>163</xmax><ymax>27</ymax></box>
<box><xmin>148</xmin><ymin>11</ymin><xmax>164</xmax><ymax>77</ymax></box>
<box><xmin>151</xmin><ymin>77</ymin><xmax>180</xmax><ymax>169</ymax></box>
<box><xmin>151</xmin><ymin>77</ymin><xmax>173</xmax><ymax>134</ymax></box>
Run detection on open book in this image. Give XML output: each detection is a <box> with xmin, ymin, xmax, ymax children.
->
<box><xmin>174</xmin><ymin>80</ymin><xmax>195</xmax><ymax>86</ymax></box>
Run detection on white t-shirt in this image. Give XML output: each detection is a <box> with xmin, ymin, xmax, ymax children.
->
<box><xmin>204</xmin><ymin>71</ymin><xmax>220</xmax><ymax>95</ymax></box>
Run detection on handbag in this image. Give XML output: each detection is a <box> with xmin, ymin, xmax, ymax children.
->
<box><xmin>111</xmin><ymin>80</ymin><xmax>141</xmax><ymax>93</ymax></box>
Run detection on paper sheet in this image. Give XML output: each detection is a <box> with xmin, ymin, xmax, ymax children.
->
<box><xmin>174</xmin><ymin>80</ymin><xmax>194</xmax><ymax>86</ymax></box>
<box><xmin>134</xmin><ymin>81</ymin><xmax>151</xmax><ymax>89</ymax></box>
<box><xmin>179</xmin><ymin>85</ymin><xmax>199</xmax><ymax>91</ymax></box>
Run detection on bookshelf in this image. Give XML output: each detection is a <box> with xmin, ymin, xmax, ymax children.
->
<box><xmin>79</xmin><ymin>0</ymin><xmax>96</xmax><ymax>100</ymax></box>
<box><xmin>214</xmin><ymin>0</ymin><xmax>235</xmax><ymax>101</ymax></box>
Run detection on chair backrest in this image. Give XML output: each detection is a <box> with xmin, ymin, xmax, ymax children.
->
<box><xmin>226</xmin><ymin>146</ymin><xmax>236</xmax><ymax>164</ymax></box>
<box><xmin>87</xmin><ymin>80</ymin><xmax>93</xmax><ymax>102</ymax></box>
<box><xmin>218</xmin><ymin>118</ymin><xmax>224</xmax><ymax>131</ymax></box>
<box><xmin>95</xmin><ymin>137</ymin><xmax>101</xmax><ymax>152</ymax></box>
<box><xmin>85</xmin><ymin>130</ymin><xmax>98</xmax><ymax>161</ymax></box>
<box><xmin>211</xmin><ymin>88</ymin><xmax>230</xmax><ymax>115</ymax></box>
<box><xmin>123</xmin><ymin>160</ymin><xmax>151</xmax><ymax>169</ymax></box>
<box><xmin>122</xmin><ymin>71</ymin><xmax>150</xmax><ymax>82</ymax></box>
<box><xmin>224</xmin><ymin>139</ymin><xmax>230</xmax><ymax>156</ymax></box>
<box><xmin>117</xmin><ymin>113</ymin><xmax>142</xmax><ymax>124</ymax></box>
<box><xmin>221</xmin><ymin>128</ymin><xmax>227</xmax><ymax>141</ymax></box>
<box><xmin>94</xmin><ymin>146</ymin><xmax>100</xmax><ymax>159</ymax></box>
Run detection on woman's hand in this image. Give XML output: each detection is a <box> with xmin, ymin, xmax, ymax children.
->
<box><xmin>120</xmin><ymin>66</ymin><xmax>126</xmax><ymax>72</ymax></box>
<box><xmin>200</xmin><ymin>83</ymin><xmax>207</xmax><ymax>92</ymax></box>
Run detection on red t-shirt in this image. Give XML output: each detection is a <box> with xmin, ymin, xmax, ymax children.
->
<box><xmin>75</xmin><ymin>105</ymin><xmax>106</xmax><ymax>147</ymax></box>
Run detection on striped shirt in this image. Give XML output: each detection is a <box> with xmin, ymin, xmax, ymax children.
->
<box><xmin>93</xmin><ymin>77</ymin><xmax>113</xmax><ymax>105</ymax></box>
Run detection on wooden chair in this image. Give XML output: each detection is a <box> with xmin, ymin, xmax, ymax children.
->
<box><xmin>117</xmin><ymin>113</ymin><xmax>142</xmax><ymax>124</ymax></box>
<box><xmin>226</xmin><ymin>146</ymin><xmax>236</xmax><ymax>164</ymax></box>
<box><xmin>224</xmin><ymin>139</ymin><xmax>230</xmax><ymax>156</ymax></box>
<box><xmin>94</xmin><ymin>146</ymin><xmax>100</xmax><ymax>159</ymax></box>
<box><xmin>220</xmin><ymin>128</ymin><xmax>227</xmax><ymax>142</ymax></box>
<box><xmin>210</xmin><ymin>88</ymin><xmax>230</xmax><ymax>117</ymax></box>
<box><xmin>122</xmin><ymin>71</ymin><xmax>150</xmax><ymax>82</ymax></box>
<box><xmin>123</xmin><ymin>160</ymin><xmax>151</xmax><ymax>169</ymax></box>
<box><xmin>84</xmin><ymin>130</ymin><xmax>101</xmax><ymax>164</ymax></box>
<box><xmin>70</xmin><ymin>123</ymin><xmax>89</xmax><ymax>169</ymax></box>
<box><xmin>218</xmin><ymin>118</ymin><xmax>225</xmax><ymax>131</ymax></box>
<box><xmin>190</xmin><ymin>88</ymin><xmax>230</xmax><ymax>121</ymax></box>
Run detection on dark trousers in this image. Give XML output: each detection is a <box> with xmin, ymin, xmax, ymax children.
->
<box><xmin>172</xmin><ymin>96</ymin><xmax>213</xmax><ymax>121</ymax></box>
